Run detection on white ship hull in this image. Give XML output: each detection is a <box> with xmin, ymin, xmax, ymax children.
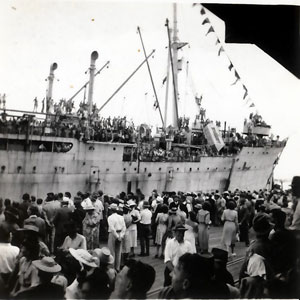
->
<box><xmin>0</xmin><ymin>134</ymin><xmax>284</xmax><ymax>200</ymax></box>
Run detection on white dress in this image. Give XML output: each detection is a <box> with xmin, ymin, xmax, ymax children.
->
<box><xmin>184</xmin><ymin>224</ymin><xmax>196</xmax><ymax>253</ymax></box>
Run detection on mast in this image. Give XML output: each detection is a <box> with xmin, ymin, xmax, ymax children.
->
<box><xmin>46</xmin><ymin>63</ymin><xmax>57</xmax><ymax>114</ymax></box>
<box><xmin>164</xmin><ymin>34</ymin><xmax>171</xmax><ymax>129</ymax></box>
<box><xmin>87</xmin><ymin>51</ymin><xmax>99</xmax><ymax>115</ymax></box>
<box><xmin>172</xmin><ymin>3</ymin><xmax>180</xmax><ymax>128</ymax></box>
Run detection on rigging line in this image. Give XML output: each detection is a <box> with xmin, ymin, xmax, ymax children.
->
<box><xmin>98</xmin><ymin>49</ymin><xmax>155</xmax><ymax>113</ymax></box>
<box><xmin>67</xmin><ymin>61</ymin><xmax>110</xmax><ymax>103</ymax></box>
<box><xmin>165</xmin><ymin>18</ymin><xmax>179</xmax><ymax>128</ymax></box>
<box><xmin>137</xmin><ymin>27</ymin><xmax>164</xmax><ymax>128</ymax></box>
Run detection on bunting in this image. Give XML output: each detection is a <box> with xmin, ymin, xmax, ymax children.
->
<box><xmin>153</xmin><ymin>99</ymin><xmax>158</xmax><ymax>110</ymax></box>
<box><xmin>215</xmin><ymin>38</ymin><xmax>220</xmax><ymax>45</ymax></box>
<box><xmin>249</xmin><ymin>103</ymin><xmax>255</xmax><ymax>108</ymax></box>
<box><xmin>206</xmin><ymin>26</ymin><xmax>214</xmax><ymax>36</ymax></box>
<box><xmin>162</xmin><ymin>76</ymin><xmax>167</xmax><ymax>85</ymax></box>
<box><xmin>234</xmin><ymin>70</ymin><xmax>240</xmax><ymax>80</ymax></box>
<box><xmin>242</xmin><ymin>84</ymin><xmax>248</xmax><ymax>92</ymax></box>
<box><xmin>200</xmin><ymin>7</ymin><xmax>206</xmax><ymax>15</ymax></box>
<box><xmin>202</xmin><ymin>18</ymin><xmax>210</xmax><ymax>25</ymax></box>
<box><xmin>218</xmin><ymin>46</ymin><xmax>224</xmax><ymax>56</ymax></box>
<box><xmin>243</xmin><ymin>90</ymin><xmax>248</xmax><ymax>100</ymax></box>
<box><xmin>231</xmin><ymin>77</ymin><xmax>239</xmax><ymax>86</ymax></box>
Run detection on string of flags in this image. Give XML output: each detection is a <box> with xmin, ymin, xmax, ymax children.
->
<box><xmin>197</xmin><ymin>5</ymin><xmax>256</xmax><ymax>109</ymax></box>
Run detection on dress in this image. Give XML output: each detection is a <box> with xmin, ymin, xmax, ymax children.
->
<box><xmin>184</xmin><ymin>223</ymin><xmax>196</xmax><ymax>253</ymax></box>
<box><xmin>155</xmin><ymin>213</ymin><xmax>168</xmax><ymax>245</ymax></box>
<box><xmin>221</xmin><ymin>209</ymin><xmax>238</xmax><ymax>247</ymax></box>
<box><xmin>197</xmin><ymin>209</ymin><xmax>210</xmax><ymax>251</ymax></box>
<box><xmin>122</xmin><ymin>213</ymin><xmax>132</xmax><ymax>253</ymax></box>
<box><xmin>82</xmin><ymin>212</ymin><xmax>100</xmax><ymax>250</ymax></box>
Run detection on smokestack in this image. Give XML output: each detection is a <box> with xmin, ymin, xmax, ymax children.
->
<box><xmin>87</xmin><ymin>51</ymin><xmax>99</xmax><ymax>115</ymax></box>
<box><xmin>46</xmin><ymin>63</ymin><xmax>57</xmax><ymax>113</ymax></box>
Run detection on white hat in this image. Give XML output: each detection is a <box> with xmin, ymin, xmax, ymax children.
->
<box><xmin>156</xmin><ymin>196</ymin><xmax>163</xmax><ymax>203</ymax></box>
<box><xmin>32</xmin><ymin>257</ymin><xmax>61</xmax><ymax>273</ymax></box>
<box><xmin>84</xmin><ymin>205</ymin><xmax>95</xmax><ymax>211</ymax></box>
<box><xmin>92</xmin><ymin>247</ymin><xmax>114</xmax><ymax>265</ymax></box>
<box><xmin>127</xmin><ymin>200</ymin><xmax>136</xmax><ymax>207</ymax></box>
<box><xmin>110</xmin><ymin>203</ymin><xmax>118</xmax><ymax>210</ymax></box>
<box><xmin>69</xmin><ymin>249</ymin><xmax>98</xmax><ymax>268</ymax></box>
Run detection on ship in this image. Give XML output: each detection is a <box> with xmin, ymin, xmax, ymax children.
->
<box><xmin>0</xmin><ymin>4</ymin><xmax>286</xmax><ymax>200</ymax></box>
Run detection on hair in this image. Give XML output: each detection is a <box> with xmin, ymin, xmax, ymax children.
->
<box><xmin>227</xmin><ymin>201</ymin><xmax>236</xmax><ymax>210</ymax></box>
<box><xmin>36</xmin><ymin>198</ymin><xmax>43</xmax><ymax>205</ymax></box>
<box><xmin>78</xmin><ymin>267</ymin><xmax>111</xmax><ymax>299</ymax></box>
<box><xmin>202</xmin><ymin>201</ymin><xmax>211</xmax><ymax>211</ymax></box>
<box><xmin>58</xmin><ymin>193</ymin><xmax>63</xmax><ymax>199</ymax></box>
<box><xmin>189</xmin><ymin>211</ymin><xmax>197</xmax><ymax>222</ymax></box>
<box><xmin>271</xmin><ymin>209</ymin><xmax>286</xmax><ymax>229</ymax></box>
<box><xmin>125</xmin><ymin>259</ymin><xmax>155</xmax><ymax>299</ymax></box>
<box><xmin>177</xmin><ymin>253</ymin><xmax>214</xmax><ymax>298</ymax></box>
<box><xmin>161</xmin><ymin>204</ymin><xmax>169</xmax><ymax>214</ymax></box>
<box><xmin>0</xmin><ymin>224</ymin><xmax>10</xmax><ymax>243</ymax></box>
<box><xmin>4</xmin><ymin>198</ymin><xmax>11</xmax><ymax>208</ymax></box>
<box><xmin>28</xmin><ymin>204</ymin><xmax>39</xmax><ymax>216</ymax></box>
<box><xmin>22</xmin><ymin>193</ymin><xmax>30</xmax><ymax>201</ymax></box>
<box><xmin>65</xmin><ymin>192</ymin><xmax>71</xmax><ymax>198</ymax></box>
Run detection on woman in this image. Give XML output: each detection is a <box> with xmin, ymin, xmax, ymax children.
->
<box><xmin>155</xmin><ymin>204</ymin><xmax>168</xmax><ymax>258</ymax></box>
<box><xmin>196</xmin><ymin>201</ymin><xmax>211</xmax><ymax>253</ymax></box>
<box><xmin>82</xmin><ymin>206</ymin><xmax>100</xmax><ymax>250</ymax></box>
<box><xmin>220</xmin><ymin>201</ymin><xmax>239</xmax><ymax>256</ymax></box>
<box><xmin>184</xmin><ymin>211</ymin><xmax>197</xmax><ymax>253</ymax></box>
<box><xmin>9</xmin><ymin>239</ymin><xmax>40</xmax><ymax>297</ymax></box>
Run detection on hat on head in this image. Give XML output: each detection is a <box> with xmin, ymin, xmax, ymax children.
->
<box><xmin>174</xmin><ymin>223</ymin><xmax>188</xmax><ymax>231</ymax></box>
<box><xmin>156</xmin><ymin>196</ymin><xmax>163</xmax><ymax>203</ymax></box>
<box><xmin>5</xmin><ymin>207</ymin><xmax>19</xmax><ymax>220</ymax></box>
<box><xmin>290</xmin><ymin>176</ymin><xmax>300</xmax><ymax>187</ymax></box>
<box><xmin>84</xmin><ymin>205</ymin><xmax>95</xmax><ymax>211</ymax></box>
<box><xmin>110</xmin><ymin>203</ymin><xmax>118</xmax><ymax>211</ymax></box>
<box><xmin>169</xmin><ymin>206</ymin><xmax>178</xmax><ymax>214</ymax></box>
<box><xmin>51</xmin><ymin>274</ymin><xmax>68</xmax><ymax>289</ymax></box>
<box><xmin>127</xmin><ymin>199</ymin><xmax>136</xmax><ymax>207</ymax></box>
<box><xmin>18</xmin><ymin>224</ymin><xmax>39</xmax><ymax>233</ymax></box>
<box><xmin>33</xmin><ymin>256</ymin><xmax>61</xmax><ymax>273</ymax></box>
<box><xmin>69</xmin><ymin>248</ymin><xmax>98</xmax><ymax>268</ymax></box>
<box><xmin>92</xmin><ymin>247</ymin><xmax>114</xmax><ymax>266</ymax></box>
<box><xmin>143</xmin><ymin>201</ymin><xmax>150</xmax><ymax>208</ymax></box>
<box><xmin>62</xmin><ymin>197</ymin><xmax>69</xmax><ymax>203</ymax></box>
<box><xmin>253</xmin><ymin>213</ymin><xmax>274</xmax><ymax>235</ymax></box>
<box><xmin>211</xmin><ymin>247</ymin><xmax>228</xmax><ymax>262</ymax></box>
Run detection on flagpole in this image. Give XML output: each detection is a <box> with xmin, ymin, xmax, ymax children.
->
<box><xmin>164</xmin><ymin>35</ymin><xmax>171</xmax><ymax>130</ymax></box>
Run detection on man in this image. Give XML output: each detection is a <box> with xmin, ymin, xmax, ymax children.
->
<box><xmin>139</xmin><ymin>201</ymin><xmax>152</xmax><ymax>256</ymax></box>
<box><xmin>16</xmin><ymin>257</ymin><xmax>64</xmax><ymax>299</ymax></box>
<box><xmin>60</xmin><ymin>221</ymin><xmax>87</xmax><ymax>251</ymax></box>
<box><xmin>114</xmin><ymin>259</ymin><xmax>155</xmax><ymax>299</ymax></box>
<box><xmin>163</xmin><ymin>223</ymin><xmax>195</xmax><ymax>286</ymax></box>
<box><xmin>53</xmin><ymin>198</ymin><xmax>72</xmax><ymax>252</ymax></box>
<box><xmin>107</xmin><ymin>203</ymin><xmax>126</xmax><ymax>272</ymax></box>
<box><xmin>238</xmin><ymin>195</ymin><xmax>250</xmax><ymax>247</ymax></box>
<box><xmin>160</xmin><ymin>253</ymin><xmax>231</xmax><ymax>299</ymax></box>
<box><xmin>0</xmin><ymin>224</ymin><xmax>19</xmax><ymax>294</ymax></box>
<box><xmin>24</xmin><ymin>204</ymin><xmax>46</xmax><ymax>241</ymax></box>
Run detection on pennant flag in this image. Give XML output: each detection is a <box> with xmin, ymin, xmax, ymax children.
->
<box><xmin>243</xmin><ymin>90</ymin><xmax>248</xmax><ymax>100</ymax></box>
<box><xmin>234</xmin><ymin>70</ymin><xmax>240</xmax><ymax>80</ymax></box>
<box><xmin>228</xmin><ymin>62</ymin><xmax>234</xmax><ymax>71</ymax></box>
<box><xmin>195</xmin><ymin>95</ymin><xmax>203</xmax><ymax>106</ymax></box>
<box><xmin>206</xmin><ymin>26</ymin><xmax>214</xmax><ymax>36</ymax></box>
<box><xmin>218</xmin><ymin>46</ymin><xmax>224</xmax><ymax>56</ymax></box>
<box><xmin>231</xmin><ymin>77</ymin><xmax>239</xmax><ymax>86</ymax></box>
<box><xmin>215</xmin><ymin>38</ymin><xmax>220</xmax><ymax>45</ymax></box>
<box><xmin>200</xmin><ymin>7</ymin><xmax>206</xmax><ymax>15</ymax></box>
<box><xmin>246</xmin><ymin>98</ymin><xmax>251</xmax><ymax>104</ymax></box>
<box><xmin>249</xmin><ymin>103</ymin><xmax>255</xmax><ymax>108</ymax></box>
<box><xmin>162</xmin><ymin>76</ymin><xmax>167</xmax><ymax>85</ymax></box>
<box><xmin>242</xmin><ymin>84</ymin><xmax>248</xmax><ymax>92</ymax></box>
<box><xmin>202</xmin><ymin>18</ymin><xmax>210</xmax><ymax>25</ymax></box>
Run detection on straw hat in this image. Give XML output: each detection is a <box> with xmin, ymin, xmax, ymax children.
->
<box><xmin>32</xmin><ymin>257</ymin><xmax>61</xmax><ymax>273</ymax></box>
<box><xmin>174</xmin><ymin>223</ymin><xmax>188</xmax><ymax>231</ymax></box>
<box><xmin>109</xmin><ymin>203</ymin><xmax>118</xmax><ymax>211</ymax></box>
<box><xmin>127</xmin><ymin>200</ymin><xmax>136</xmax><ymax>207</ymax></box>
<box><xmin>84</xmin><ymin>205</ymin><xmax>95</xmax><ymax>211</ymax></box>
<box><xmin>69</xmin><ymin>248</ymin><xmax>98</xmax><ymax>268</ymax></box>
<box><xmin>93</xmin><ymin>247</ymin><xmax>114</xmax><ymax>265</ymax></box>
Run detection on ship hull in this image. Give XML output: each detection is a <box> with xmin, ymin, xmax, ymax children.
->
<box><xmin>0</xmin><ymin>134</ymin><xmax>283</xmax><ymax>200</ymax></box>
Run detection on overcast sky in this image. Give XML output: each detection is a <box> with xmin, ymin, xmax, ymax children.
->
<box><xmin>0</xmin><ymin>0</ymin><xmax>299</xmax><ymax>183</ymax></box>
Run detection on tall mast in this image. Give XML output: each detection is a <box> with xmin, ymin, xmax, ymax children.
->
<box><xmin>87</xmin><ymin>51</ymin><xmax>99</xmax><ymax>115</ymax></box>
<box><xmin>46</xmin><ymin>63</ymin><xmax>57</xmax><ymax>114</ymax></box>
<box><xmin>172</xmin><ymin>3</ymin><xmax>180</xmax><ymax>129</ymax></box>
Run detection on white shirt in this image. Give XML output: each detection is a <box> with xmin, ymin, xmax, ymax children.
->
<box><xmin>128</xmin><ymin>209</ymin><xmax>141</xmax><ymax>231</ymax></box>
<box><xmin>108</xmin><ymin>213</ymin><xmax>126</xmax><ymax>239</ymax></box>
<box><xmin>81</xmin><ymin>197</ymin><xmax>92</xmax><ymax>209</ymax></box>
<box><xmin>0</xmin><ymin>243</ymin><xmax>20</xmax><ymax>273</ymax></box>
<box><xmin>164</xmin><ymin>238</ymin><xmax>195</xmax><ymax>267</ymax></box>
<box><xmin>61</xmin><ymin>234</ymin><xmax>87</xmax><ymax>250</ymax></box>
<box><xmin>140</xmin><ymin>208</ymin><xmax>152</xmax><ymax>225</ymax></box>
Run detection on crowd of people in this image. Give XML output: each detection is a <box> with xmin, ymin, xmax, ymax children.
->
<box><xmin>0</xmin><ymin>177</ymin><xmax>300</xmax><ymax>299</ymax></box>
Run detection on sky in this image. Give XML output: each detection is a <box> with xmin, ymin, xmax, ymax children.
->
<box><xmin>0</xmin><ymin>0</ymin><xmax>299</xmax><ymax>184</ymax></box>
